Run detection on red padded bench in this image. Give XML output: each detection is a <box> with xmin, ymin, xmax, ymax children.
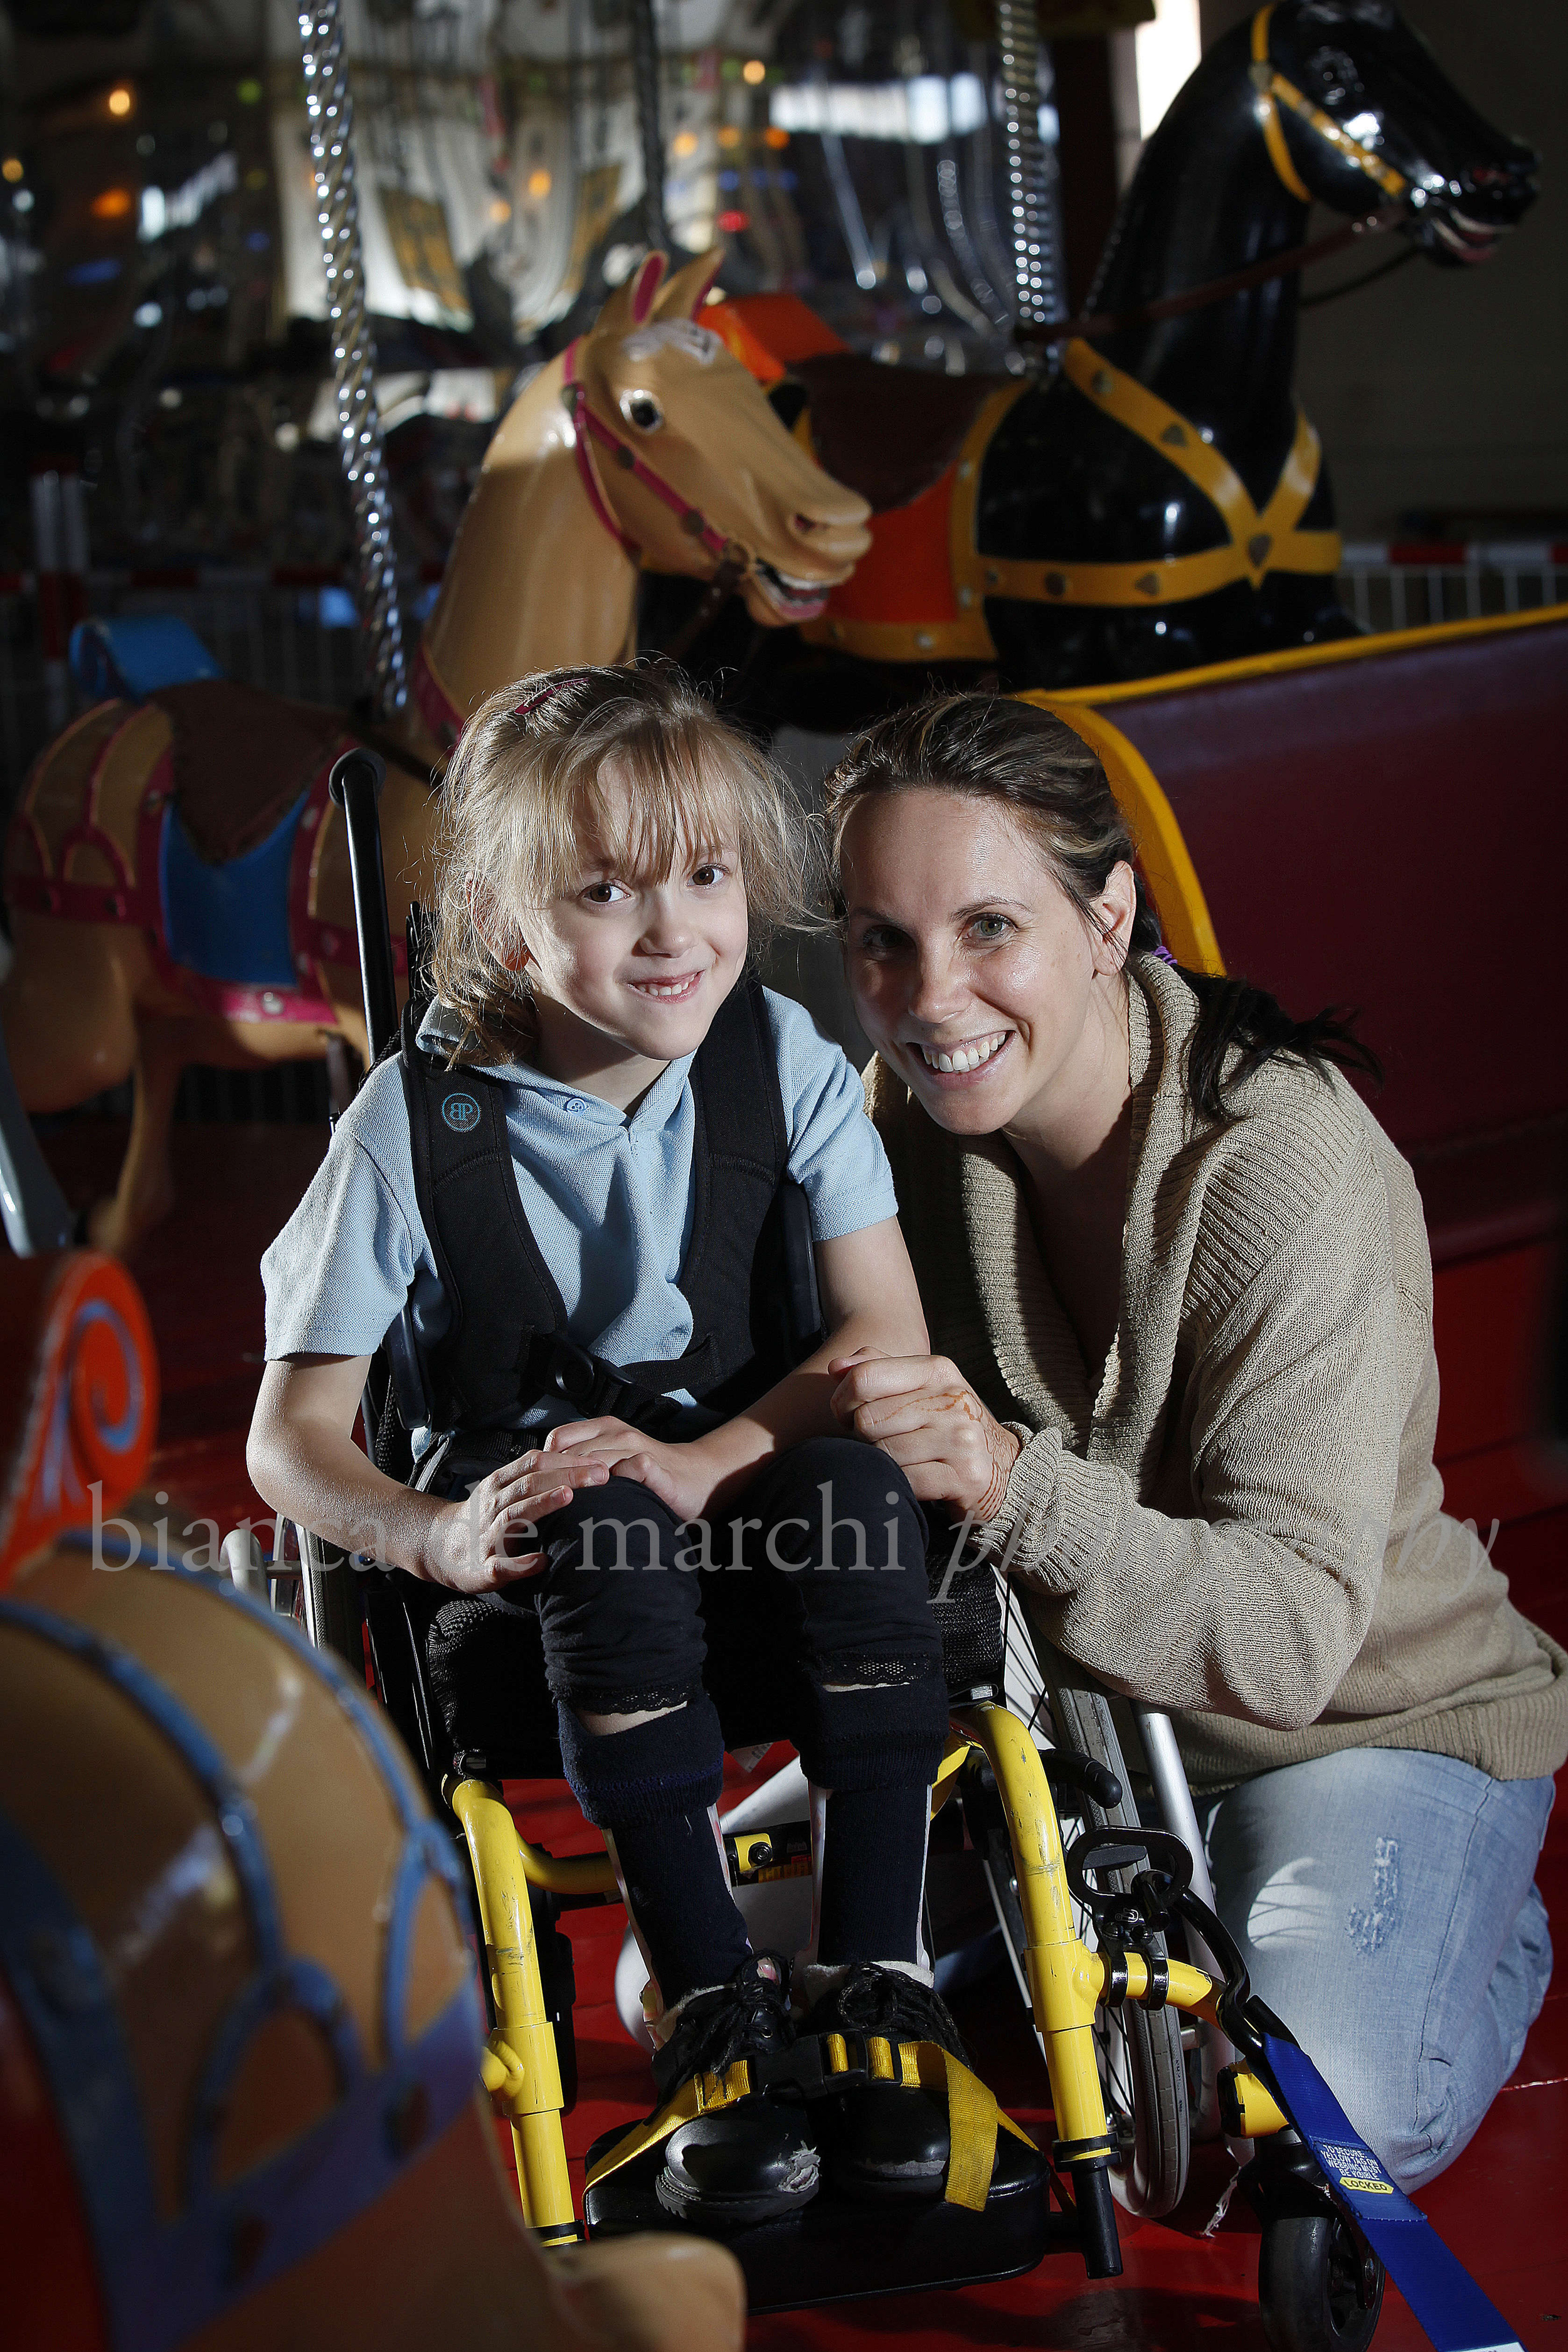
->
<box><xmin>1071</xmin><ymin>610</ymin><xmax>1568</xmax><ymax>1567</ymax></box>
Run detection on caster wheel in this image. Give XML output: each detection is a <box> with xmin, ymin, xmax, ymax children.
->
<box><xmin>1259</xmin><ymin>2210</ymin><xmax>1384</xmax><ymax>2352</ymax></box>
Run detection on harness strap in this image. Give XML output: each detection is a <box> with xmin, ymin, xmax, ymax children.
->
<box><xmin>575</xmin><ymin>2037</ymin><xmax>1035</xmax><ymax>2215</ymax></box>
<box><xmin>1250</xmin><ymin>6</ymin><xmax>1410</xmax><ymax>204</ymax></box>
<box><xmin>952</xmin><ymin>339</ymin><xmax>1338</xmax><ymax>612</ymax></box>
<box><xmin>402</xmin><ymin>975</ymin><xmax>799</xmax><ymax>1442</ymax></box>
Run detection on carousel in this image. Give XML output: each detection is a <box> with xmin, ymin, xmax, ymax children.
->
<box><xmin>0</xmin><ymin>2</ymin><xmax>1562</xmax><ymax>2348</ymax></box>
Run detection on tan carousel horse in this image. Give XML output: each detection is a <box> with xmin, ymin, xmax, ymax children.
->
<box><xmin>0</xmin><ymin>247</ymin><xmax>871</xmax><ymax>1255</ymax></box>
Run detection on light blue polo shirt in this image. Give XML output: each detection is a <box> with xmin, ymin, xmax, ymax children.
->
<box><xmin>261</xmin><ymin>985</ymin><xmax>898</xmax><ymax>1433</ymax></box>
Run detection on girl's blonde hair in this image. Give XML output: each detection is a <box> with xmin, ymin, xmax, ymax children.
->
<box><xmin>428</xmin><ymin>662</ymin><xmax>823</xmax><ymax>1064</ymax></box>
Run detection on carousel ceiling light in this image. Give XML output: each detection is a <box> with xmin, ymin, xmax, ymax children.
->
<box><xmin>742</xmin><ymin>60</ymin><xmax>766</xmax><ymax>86</ymax></box>
<box><xmin>717</xmin><ymin>125</ymin><xmax>741</xmax><ymax>149</ymax></box>
<box><xmin>108</xmin><ymin>87</ymin><xmax>134</xmax><ymax>118</ymax></box>
<box><xmin>770</xmin><ymin>73</ymin><xmax>988</xmax><ymax>146</ymax></box>
<box><xmin>671</xmin><ymin>131</ymin><xmax>699</xmax><ymax>159</ymax></box>
<box><xmin>1</xmin><ymin>158</ymin><xmax>22</xmax><ymax>184</ymax></box>
<box><xmin>489</xmin><ymin>197</ymin><xmax>512</xmax><ymax>222</ymax></box>
<box><xmin>527</xmin><ymin>167</ymin><xmax>551</xmax><ymax>197</ymax></box>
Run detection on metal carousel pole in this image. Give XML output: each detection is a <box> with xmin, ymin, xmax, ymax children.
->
<box><xmin>995</xmin><ymin>0</ymin><xmax>1066</xmax><ymax>367</ymax></box>
<box><xmin>628</xmin><ymin>0</ymin><xmax>670</xmax><ymax>253</ymax></box>
<box><xmin>297</xmin><ymin>3</ymin><xmax>407</xmax><ymax>719</ymax></box>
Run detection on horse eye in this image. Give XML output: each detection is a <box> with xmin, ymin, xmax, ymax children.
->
<box><xmin>1308</xmin><ymin>46</ymin><xmax>1362</xmax><ymax>103</ymax></box>
<box><xmin>623</xmin><ymin>392</ymin><xmax>664</xmax><ymax>432</ymax></box>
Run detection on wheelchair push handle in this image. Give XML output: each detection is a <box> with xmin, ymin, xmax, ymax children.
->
<box><xmin>328</xmin><ymin>746</ymin><xmax>400</xmax><ymax>1064</ymax></box>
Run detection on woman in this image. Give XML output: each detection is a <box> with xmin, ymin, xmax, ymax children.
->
<box><xmin>823</xmin><ymin>692</ymin><xmax>1565</xmax><ymax>2191</ymax></box>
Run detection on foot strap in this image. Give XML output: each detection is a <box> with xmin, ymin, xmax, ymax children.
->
<box><xmin>580</xmin><ymin>2035</ymin><xmax>1035</xmax><ymax>2212</ymax></box>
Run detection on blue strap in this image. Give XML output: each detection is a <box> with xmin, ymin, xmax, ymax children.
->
<box><xmin>1262</xmin><ymin>2033</ymin><xmax>1524</xmax><ymax>2352</ymax></box>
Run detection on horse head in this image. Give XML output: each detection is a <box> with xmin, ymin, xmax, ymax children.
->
<box><xmin>573</xmin><ymin>249</ymin><xmax>872</xmax><ymax>626</ymax></box>
<box><xmin>1255</xmin><ymin>1</ymin><xmax>1538</xmax><ymax>258</ymax></box>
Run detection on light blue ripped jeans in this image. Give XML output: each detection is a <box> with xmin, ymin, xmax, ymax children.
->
<box><xmin>1201</xmin><ymin>1747</ymin><xmax>1555</xmax><ymax>2191</ymax></box>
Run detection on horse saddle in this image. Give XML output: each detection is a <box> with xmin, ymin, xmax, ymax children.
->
<box><xmin>148</xmin><ymin>680</ymin><xmax>349</xmax><ymax>867</ymax></box>
<box><xmin>790</xmin><ymin>352</ymin><xmax>1010</xmax><ymax>516</ymax></box>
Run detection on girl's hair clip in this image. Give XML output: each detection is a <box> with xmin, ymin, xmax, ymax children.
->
<box><xmin>514</xmin><ymin>670</ymin><xmax>592</xmax><ymax>721</ymax></box>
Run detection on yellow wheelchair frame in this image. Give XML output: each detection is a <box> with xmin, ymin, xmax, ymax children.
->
<box><xmin>453</xmin><ymin>1697</ymin><xmax>1289</xmax><ymax>2248</ymax></box>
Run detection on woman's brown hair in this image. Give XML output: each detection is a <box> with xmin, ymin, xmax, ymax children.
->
<box><xmin>822</xmin><ymin>692</ymin><xmax>1377</xmax><ymax>1121</ymax></box>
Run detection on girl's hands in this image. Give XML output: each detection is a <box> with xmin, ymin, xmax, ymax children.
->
<box><xmin>542</xmin><ymin>1417</ymin><xmax>716</xmax><ymax>1524</ymax></box>
<box><xmin>420</xmin><ymin>1449</ymin><xmax>610</xmax><ymax>1592</ymax></box>
<box><xmin>827</xmin><ymin>1350</ymin><xmax>1022</xmax><ymax>1521</ymax></box>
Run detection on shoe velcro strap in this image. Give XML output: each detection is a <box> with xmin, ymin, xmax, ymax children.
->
<box><xmin>582</xmin><ymin>2059</ymin><xmax>753</xmax><ymax>2193</ymax></box>
<box><xmin>583</xmin><ymin>2036</ymin><xmax>1037</xmax><ymax>2213</ymax></box>
<box><xmin>824</xmin><ymin>2035</ymin><xmax>1037</xmax><ymax>2212</ymax></box>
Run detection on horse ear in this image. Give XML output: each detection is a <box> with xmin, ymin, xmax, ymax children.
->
<box><xmin>652</xmin><ymin>245</ymin><xmax>726</xmax><ymax>322</ymax></box>
<box><xmin>594</xmin><ymin>250</ymin><xmax>667</xmax><ymax>337</ymax></box>
<box><xmin>630</xmin><ymin>250</ymin><xmax>667</xmax><ymax>324</ymax></box>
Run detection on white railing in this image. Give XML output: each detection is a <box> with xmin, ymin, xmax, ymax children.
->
<box><xmin>1336</xmin><ymin>543</ymin><xmax>1568</xmax><ymax>635</ymax></box>
<box><xmin>4</xmin><ymin>546</ymin><xmax>1565</xmax><ymax>805</ymax></box>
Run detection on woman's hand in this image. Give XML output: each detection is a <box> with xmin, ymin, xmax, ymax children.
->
<box><xmin>827</xmin><ymin>1351</ymin><xmax>1022</xmax><ymax>1520</ymax></box>
<box><xmin>420</xmin><ymin>1449</ymin><xmax>610</xmax><ymax>1592</ymax></box>
<box><xmin>543</xmin><ymin>1417</ymin><xmax>717</xmax><ymax>1524</ymax></box>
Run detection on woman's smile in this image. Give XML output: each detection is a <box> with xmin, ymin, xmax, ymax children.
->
<box><xmin>910</xmin><ymin>1029</ymin><xmax>1014</xmax><ymax>1080</ymax></box>
<box><xmin>839</xmin><ymin>787</ymin><xmax>1135</xmax><ymax>1155</ymax></box>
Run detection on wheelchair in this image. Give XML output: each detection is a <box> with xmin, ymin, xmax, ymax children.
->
<box><xmin>250</xmin><ymin>748</ymin><xmax>1387</xmax><ymax>2344</ymax></box>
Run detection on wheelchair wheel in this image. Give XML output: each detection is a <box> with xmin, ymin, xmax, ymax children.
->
<box><xmin>1258</xmin><ymin>2212</ymin><xmax>1385</xmax><ymax>2352</ymax></box>
<box><xmin>988</xmin><ymin>1596</ymin><xmax>1191</xmax><ymax>2219</ymax></box>
<box><xmin>299</xmin><ymin>1528</ymin><xmax>367</xmax><ymax>1675</ymax></box>
<box><xmin>1048</xmin><ymin>1678</ymin><xmax>1190</xmax><ymax>2218</ymax></box>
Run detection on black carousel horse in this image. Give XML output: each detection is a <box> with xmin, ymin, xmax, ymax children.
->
<box><xmin>649</xmin><ymin>0</ymin><xmax>1537</xmax><ymax>726</ymax></box>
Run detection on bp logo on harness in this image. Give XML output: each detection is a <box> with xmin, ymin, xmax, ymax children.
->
<box><xmin>441</xmin><ymin>1092</ymin><xmax>481</xmax><ymax>1135</ymax></box>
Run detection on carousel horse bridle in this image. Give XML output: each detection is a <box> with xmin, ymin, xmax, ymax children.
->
<box><xmin>1014</xmin><ymin>4</ymin><xmax>1411</xmax><ymax>351</ymax></box>
<box><xmin>1249</xmin><ymin>3</ymin><xmax>1410</xmax><ymax>205</ymax></box>
<box><xmin>409</xmin><ymin>336</ymin><xmax>753</xmax><ymax>742</ymax></box>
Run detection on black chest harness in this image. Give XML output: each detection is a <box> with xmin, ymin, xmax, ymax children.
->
<box><xmin>389</xmin><ymin>975</ymin><xmax>825</xmax><ymax>1480</ymax></box>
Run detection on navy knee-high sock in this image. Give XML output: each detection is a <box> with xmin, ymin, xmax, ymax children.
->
<box><xmin>558</xmin><ymin>1698</ymin><xmax>750</xmax><ymax>2009</ymax></box>
<box><xmin>816</xmin><ymin>1784</ymin><xmax>931</xmax><ymax>1967</ymax></box>
<box><xmin>795</xmin><ymin>1671</ymin><xmax>946</xmax><ymax>1969</ymax></box>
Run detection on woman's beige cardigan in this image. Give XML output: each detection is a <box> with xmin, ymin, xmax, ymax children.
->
<box><xmin>866</xmin><ymin>953</ymin><xmax>1568</xmax><ymax>1794</ymax></box>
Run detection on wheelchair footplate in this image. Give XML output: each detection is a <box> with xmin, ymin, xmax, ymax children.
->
<box><xmin>580</xmin><ymin>2026</ymin><xmax>1073</xmax><ymax>2312</ymax></box>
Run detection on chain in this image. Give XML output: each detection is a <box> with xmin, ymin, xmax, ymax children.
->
<box><xmin>298</xmin><ymin>3</ymin><xmax>407</xmax><ymax>719</ymax></box>
<box><xmin>995</xmin><ymin>0</ymin><xmax>1065</xmax><ymax>366</ymax></box>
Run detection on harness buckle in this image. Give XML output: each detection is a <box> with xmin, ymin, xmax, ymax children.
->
<box><xmin>541</xmin><ymin>1337</ymin><xmax>613</xmax><ymax>1411</ymax></box>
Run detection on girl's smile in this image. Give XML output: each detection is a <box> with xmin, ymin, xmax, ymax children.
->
<box><xmin>625</xmin><ymin>968</ymin><xmax>706</xmax><ymax>1002</ymax></box>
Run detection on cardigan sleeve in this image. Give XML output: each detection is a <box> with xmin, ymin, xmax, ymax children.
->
<box><xmin>975</xmin><ymin>1157</ymin><xmax>1404</xmax><ymax>1730</ymax></box>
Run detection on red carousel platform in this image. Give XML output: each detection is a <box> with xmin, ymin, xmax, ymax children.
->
<box><xmin>39</xmin><ymin>1110</ymin><xmax>1567</xmax><ymax>2352</ymax></box>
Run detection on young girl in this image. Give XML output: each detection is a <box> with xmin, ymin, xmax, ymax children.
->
<box><xmin>246</xmin><ymin>664</ymin><xmax>961</xmax><ymax>2225</ymax></box>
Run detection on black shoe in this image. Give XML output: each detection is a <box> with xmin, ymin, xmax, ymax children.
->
<box><xmin>650</xmin><ymin>1953</ymin><xmax>820</xmax><ymax>2228</ymax></box>
<box><xmin>802</xmin><ymin>1964</ymin><xmax>970</xmax><ymax>2204</ymax></box>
